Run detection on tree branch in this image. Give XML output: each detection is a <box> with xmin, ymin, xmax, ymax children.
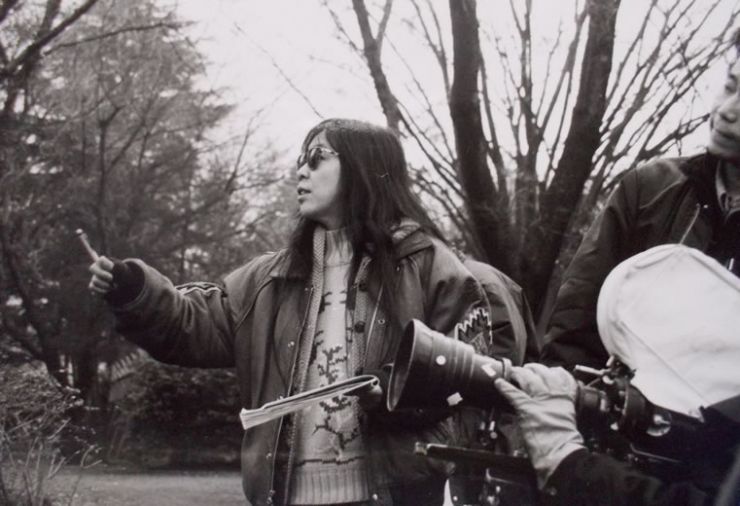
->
<box><xmin>351</xmin><ymin>0</ymin><xmax>402</xmax><ymax>131</ymax></box>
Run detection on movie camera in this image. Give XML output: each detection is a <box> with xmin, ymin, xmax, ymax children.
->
<box><xmin>389</xmin><ymin>319</ymin><xmax>739</xmax><ymax>505</ymax></box>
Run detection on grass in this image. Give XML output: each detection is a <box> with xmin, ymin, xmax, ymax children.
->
<box><xmin>49</xmin><ymin>465</ymin><xmax>244</xmax><ymax>506</ymax></box>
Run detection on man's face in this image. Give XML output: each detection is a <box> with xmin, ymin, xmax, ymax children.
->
<box><xmin>709</xmin><ymin>57</ymin><xmax>740</xmax><ymax>162</ymax></box>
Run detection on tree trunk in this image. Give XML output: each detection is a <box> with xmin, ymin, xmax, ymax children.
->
<box><xmin>520</xmin><ymin>0</ymin><xmax>621</xmax><ymax>316</ymax></box>
<box><xmin>351</xmin><ymin>0</ymin><xmax>402</xmax><ymax>133</ymax></box>
<box><xmin>448</xmin><ymin>0</ymin><xmax>510</xmax><ymax>273</ymax></box>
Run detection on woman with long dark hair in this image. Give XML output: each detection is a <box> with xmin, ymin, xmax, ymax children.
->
<box><xmin>89</xmin><ymin>118</ymin><xmax>490</xmax><ymax>506</ymax></box>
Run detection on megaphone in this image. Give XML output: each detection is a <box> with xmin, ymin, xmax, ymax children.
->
<box><xmin>388</xmin><ymin>319</ymin><xmax>514</xmax><ymax>411</ymax></box>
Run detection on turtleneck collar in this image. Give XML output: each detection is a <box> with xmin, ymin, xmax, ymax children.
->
<box><xmin>324</xmin><ymin>227</ymin><xmax>353</xmax><ymax>267</ymax></box>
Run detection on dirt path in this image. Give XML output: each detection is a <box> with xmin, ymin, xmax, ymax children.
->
<box><xmin>51</xmin><ymin>465</ymin><xmax>244</xmax><ymax>506</ymax></box>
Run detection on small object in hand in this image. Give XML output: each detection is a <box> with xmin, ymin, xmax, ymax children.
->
<box><xmin>76</xmin><ymin>229</ymin><xmax>99</xmax><ymax>261</ymax></box>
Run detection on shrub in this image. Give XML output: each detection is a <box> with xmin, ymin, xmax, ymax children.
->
<box><xmin>0</xmin><ymin>362</ymin><xmax>95</xmax><ymax>506</ymax></box>
<box><xmin>110</xmin><ymin>360</ymin><xmax>242</xmax><ymax>467</ymax></box>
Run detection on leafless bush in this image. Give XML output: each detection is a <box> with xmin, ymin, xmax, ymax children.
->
<box><xmin>0</xmin><ymin>363</ymin><xmax>97</xmax><ymax>506</ymax></box>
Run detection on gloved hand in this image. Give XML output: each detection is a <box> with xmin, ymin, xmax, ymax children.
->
<box><xmin>494</xmin><ymin>363</ymin><xmax>585</xmax><ymax>488</ymax></box>
<box><xmin>88</xmin><ymin>256</ymin><xmax>144</xmax><ymax>305</ymax></box>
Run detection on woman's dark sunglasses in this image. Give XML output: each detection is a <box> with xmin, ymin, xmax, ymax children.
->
<box><xmin>296</xmin><ymin>146</ymin><xmax>339</xmax><ymax>170</ymax></box>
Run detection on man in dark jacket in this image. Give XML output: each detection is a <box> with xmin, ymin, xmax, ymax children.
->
<box><xmin>494</xmin><ymin>30</ymin><xmax>740</xmax><ymax>506</ymax></box>
<box><xmin>541</xmin><ymin>38</ymin><xmax>740</xmax><ymax>370</ymax></box>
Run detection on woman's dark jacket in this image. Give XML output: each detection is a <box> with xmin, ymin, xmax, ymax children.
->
<box><xmin>107</xmin><ymin>225</ymin><xmax>491</xmax><ymax>506</ymax></box>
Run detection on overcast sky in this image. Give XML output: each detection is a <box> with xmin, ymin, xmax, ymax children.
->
<box><xmin>164</xmin><ymin>0</ymin><xmax>734</xmax><ymax>166</ymax></box>
<box><xmin>169</xmin><ymin>0</ymin><xmax>380</xmax><ymax>157</ymax></box>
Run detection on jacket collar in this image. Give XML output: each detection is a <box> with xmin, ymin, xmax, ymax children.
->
<box><xmin>682</xmin><ymin>152</ymin><xmax>723</xmax><ymax>225</ymax></box>
<box><xmin>268</xmin><ymin>219</ymin><xmax>435</xmax><ymax>280</ymax></box>
<box><xmin>391</xmin><ymin>218</ymin><xmax>434</xmax><ymax>259</ymax></box>
<box><xmin>682</xmin><ymin>152</ymin><xmax>720</xmax><ymax>204</ymax></box>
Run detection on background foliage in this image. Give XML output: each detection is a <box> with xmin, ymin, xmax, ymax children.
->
<box><xmin>0</xmin><ymin>362</ymin><xmax>91</xmax><ymax>506</ymax></box>
<box><xmin>111</xmin><ymin>361</ymin><xmax>241</xmax><ymax>467</ymax></box>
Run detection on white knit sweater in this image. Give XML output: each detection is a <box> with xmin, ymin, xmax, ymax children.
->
<box><xmin>289</xmin><ymin>228</ymin><xmax>369</xmax><ymax>504</ymax></box>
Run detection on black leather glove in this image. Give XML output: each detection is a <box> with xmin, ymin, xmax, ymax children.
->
<box><xmin>104</xmin><ymin>259</ymin><xmax>145</xmax><ymax>306</ymax></box>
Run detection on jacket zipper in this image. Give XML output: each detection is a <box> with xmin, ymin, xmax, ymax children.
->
<box><xmin>678</xmin><ymin>203</ymin><xmax>702</xmax><ymax>245</ymax></box>
<box><xmin>269</xmin><ymin>284</ymin><xmax>314</xmax><ymax>504</ymax></box>
<box><xmin>364</xmin><ymin>285</ymin><xmax>384</xmax><ymax>368</ymax></box>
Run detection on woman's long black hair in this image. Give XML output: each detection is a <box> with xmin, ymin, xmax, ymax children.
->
<box><xmin>287</xmin><ymin>118</ymin><xmax>444</xmax><ymax>329</ymax></box>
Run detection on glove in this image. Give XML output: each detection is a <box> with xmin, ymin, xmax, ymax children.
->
<box><xmin>494</xmin><ymin>363</ymin><xmax>585</xmax><ymax>488</ymax></box>
<box><xmin>107</xmin><ymin>259</ymin><xmax>144</xmax><ymax>305</ymax></box>
<box><xmin>89</xmin><ymin>256</ymin><xmax>144</xmax><ymax>306</ymax></box>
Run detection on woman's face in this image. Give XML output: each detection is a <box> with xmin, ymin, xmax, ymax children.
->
<box><xmin>296</xmin><ymin>130</ymin><xmax>344</xmax><ymax>229</ymax></box>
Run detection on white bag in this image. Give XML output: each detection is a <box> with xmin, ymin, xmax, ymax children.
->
<box><xmin>597</xmin><ymin>244</ymin><xmax>740</xmax><ymax>420</ymax></box>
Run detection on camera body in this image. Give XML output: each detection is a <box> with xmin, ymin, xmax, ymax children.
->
<box><xmin>572</xmin><ymin>359</ymin><xmax>740</xmax><ymax>480</ymax></box>
<box><xmin>390</xmin><ymin>319</ymin><xmax>738</xmax><ymax>505</ymax></box>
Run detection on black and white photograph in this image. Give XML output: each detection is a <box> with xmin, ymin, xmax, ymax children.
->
<box><xmin>1</xmin><ymin>1</ymin><xmax>739</xmax><ymax>505</ymax></box>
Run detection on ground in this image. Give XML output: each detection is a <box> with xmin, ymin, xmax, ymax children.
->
<box><xmin>50</xmin><ymin>464</ymin><xmax>459</xmax><ymax>505</ymax></box>
<box><xmin>50</xmin><ymin>465</ymin><xmax>244</xmax><ymax>506</ymax></box>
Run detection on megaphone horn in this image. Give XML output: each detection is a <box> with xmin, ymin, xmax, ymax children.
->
<box><xmin>388</xmin><ymin>319</ymin><xmax>514</xmax><ymax>411</ymax></box>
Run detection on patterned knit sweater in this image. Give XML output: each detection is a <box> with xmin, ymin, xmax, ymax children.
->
<box><xmin>289</xmin><ymin>228</ymin><xmax>369</xmax><ymax>504</ymax></box>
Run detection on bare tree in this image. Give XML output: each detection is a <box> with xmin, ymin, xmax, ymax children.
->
<box><xmin>0</xmin><ymin>0</ymin><xmax>100</xmax><ymax>140</ymax></box>
<box><xmin>519</xmin><ymin>0</ymin><xmax>619</xmax><ymax>315</ymax></box>
<box><xmin>448</xmin><ymin>0</ymin><xmax>512</xmax><ymax>272</ymax></box>
<box><xmin>327</xmin><ymin>0</ymin><xmax>738</xmax><ymax>320</ymax></box>
<box><xmin>351</xmin><ymin>0</ymin><xmax>402</xmax><ymax>132</ymax></box>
